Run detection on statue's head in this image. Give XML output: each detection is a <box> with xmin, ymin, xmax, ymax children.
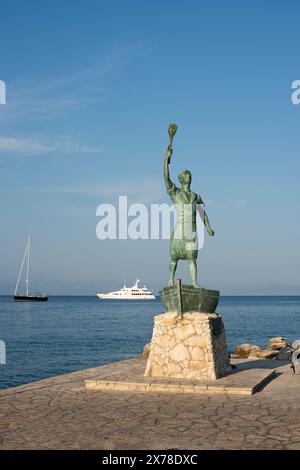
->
<box><xmin>178</xmin><ymin>170</ymin><xmax>191</xmax><ymax>187</ymax></box>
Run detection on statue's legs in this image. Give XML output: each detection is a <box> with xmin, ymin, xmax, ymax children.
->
<box><xmin>168</xmin><ymin>259</ymin><xmax>177</xmax><ymax>287</ymax></box>
<box><xmin>188</xmin><ymin>259</ymin><xmax>198</xmax><ymax>288</ymax></box>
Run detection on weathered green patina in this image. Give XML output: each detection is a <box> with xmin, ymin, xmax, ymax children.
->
<box><xmin>164</xmin><ymin>124</ymin><xmax>215</xmax><ymax>287</ymax></box>
<box><xmin>160</xmin><ymin>284</ymin><xmax>220</xmax><ymax>315</ymax></box>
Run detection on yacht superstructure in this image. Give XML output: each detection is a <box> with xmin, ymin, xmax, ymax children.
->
<box><xmin>96</xmin><ymin>279</ymin><xmax>156</xmax><ymax>300</ymax></box>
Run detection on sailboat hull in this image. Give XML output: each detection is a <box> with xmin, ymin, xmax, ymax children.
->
<box><xmin>13</xmin><ymin>295</ymin><xmax>48</xmax><ymax>302</ymax></box>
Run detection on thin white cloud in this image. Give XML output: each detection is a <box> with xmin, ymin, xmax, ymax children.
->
<box><xmin>0</xmin><ymin>43</ymin><xmax>142</xmax><ymax>123</ymax></box>
<box><xmin>0</xmin><ymin>136</ymin><xmax>104</xmax><ymax>156</ymax></box>
<box><xmin>0</xmin><ymin>44</ymin><xmax>142</xmax><ymax>157</ymax></box>
<box><xmin>0</xmin><ymin>137</ymin><xmax>55</xmax><ymax>155</ymax></box>
<box><xmin>76</xmin><ymin>145</ymin><xmax>103</xmax><ymax>154</ymax></box>
<box><xmin>41</xmin><ymin>179</ymin><xmax>164</xmax><ymax>204</ymax></box>
<box><xmin>50</xmin><ymin>139</ymin><xmax>104</xmax><ymax>155</ymax></box>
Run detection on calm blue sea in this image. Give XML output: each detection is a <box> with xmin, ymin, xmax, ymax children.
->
<box><xmin>0</xmin><ymin>295</ymin><xmax>300</xmax><ymax>390</ymax></box>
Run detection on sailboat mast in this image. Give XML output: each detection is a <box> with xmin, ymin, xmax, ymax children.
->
<box><xmin>26</xmin><ymin>235</ymin><xmax>30</xmax><ymax>297</ymax></box>
<box><xmin>14</xmin><ymin>235</ymin><xmax>48</xmax><ymax>301</ymax></box>
<box><xmin>14</xmin><ymin>239</ymin><xmax>28</xmax><ymax>296</ymax></box>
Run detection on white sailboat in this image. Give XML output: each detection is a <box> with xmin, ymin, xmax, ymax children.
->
<box><xmin>14</xmin><ymin>236</ymin><xmax>48</xmax><ymax>301</ymax></box>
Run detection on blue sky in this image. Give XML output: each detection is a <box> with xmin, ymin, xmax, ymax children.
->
<box><xmin>0</xmin><ymin>1</ymin><xmax>299</xmax><ymax>294</ymax></box>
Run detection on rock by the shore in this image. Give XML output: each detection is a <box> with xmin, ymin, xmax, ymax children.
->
<box><xmin>268</xmin><ymin>337</ymin><xmax>287</xmax><ymax>351</ymax></box>
<box><xmin>234</xmin><ymin>343</ymin><xmax>279</xmax><ymax>359</ymax></box>
<box><xmin>248</xmin><ymin>345</ymin><xmax>263</xmax><ymax>357</ymax></box>
<box><xmin>233</xmin><ymin>344</ymin><xmax>279</xmax><ymax>359</ymax></box>
<box><xmin>256</xmin><ymin>349</ymin><xmax>279</xmax><ymax>359</ymax></box>
<box><xmin>233</xmin><ymin>336</ymin><xmax>300</xmax><ymax>361</ymax></box>
<box><xmin>234</xmin><ymin>343</ymin><xmax>254</xmax><ymax>358</ymax></box>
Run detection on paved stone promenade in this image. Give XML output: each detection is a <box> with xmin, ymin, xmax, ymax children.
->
<box><xmin>0</xmin><ymin>357</ymin><xmax>299</xmax><ymax>450</ymax></box>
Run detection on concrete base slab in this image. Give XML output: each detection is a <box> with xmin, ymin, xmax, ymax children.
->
<box><xmin>85</xmin><ymin>357</ymin><xmax>279</xmax><ymax>396</ymax></box>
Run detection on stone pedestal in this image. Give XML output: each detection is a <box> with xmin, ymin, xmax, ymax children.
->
<box><xmin>144</xmin><ymin>312</ymin><xmax>230</xmax><ymax>381</ymax></box>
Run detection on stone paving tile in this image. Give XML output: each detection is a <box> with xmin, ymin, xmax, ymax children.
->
<box><xmin>0</xmin><ymin>357</ymin><xmax>299</xmax><ymax>449</ymax></box>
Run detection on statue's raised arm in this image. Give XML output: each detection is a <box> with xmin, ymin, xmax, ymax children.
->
<box><xmin>164</xmin><ymin>124</ymin><xmax>177</xmax><ymax>191</ymax></box>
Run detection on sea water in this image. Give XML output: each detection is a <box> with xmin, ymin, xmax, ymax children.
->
<box><xmin>0</xmin><ymin>295</ymin><xmax>299</xmax><ymax>390</ymax></box>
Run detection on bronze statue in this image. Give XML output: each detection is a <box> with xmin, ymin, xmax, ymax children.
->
<box><xmin>164</xmin><ymin>124</ymin><xmax>214</xmax><ymax>287</ymax></box>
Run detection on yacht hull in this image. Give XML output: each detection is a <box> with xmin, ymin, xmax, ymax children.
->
<box><xmin>96</xmin><ymin>295</ymin><xmax>155</xmax><ymax>300</ymax></box>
